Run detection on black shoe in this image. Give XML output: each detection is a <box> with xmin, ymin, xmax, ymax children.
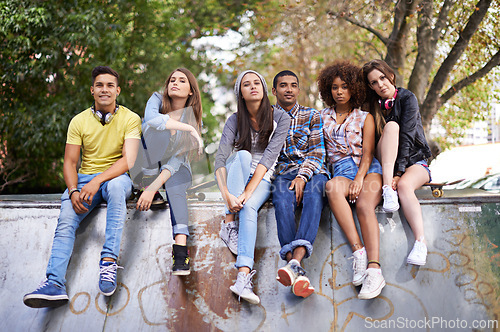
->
<box><xmin>172</xmin><ymin>244</ymin><xmax>190</xmax><ymax>276</ymax></box>
<box><xmin>151</xmin><ymin>191</ymin><xmax>165</xmax><ymax>206</ymax></box>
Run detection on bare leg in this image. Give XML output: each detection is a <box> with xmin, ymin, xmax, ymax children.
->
<box><xmin>377</xmin><ymin>122</ymin><xmax>399</xmax><ymax>187</ymax></box>
<box><xmin>356</xmin><ymin>173</ymin><xmax>382</xmax><ymax>269</ymax></box>
<box><xmin>225</xmin><ymin>214</ymin><xmax>235</xmax><ymax>223</ymax></box>
<box><xmin>174</xmin><ymin>234</ymin><xmax>187</xmax><ymax>246</ymax></box>
<box><xmin>238</xmin><ymin>266</ymin><xmax>250</xmax><ymax>274</ymax></box>
<box><xmin>397</xmin><ymin>165</ymin><xmax>429</xmax><ymax>242</ymax></box>
<box><xmin>326</xmin><ymin>178</ymin><xmax>363</xmax><ymax>252</ymax></box>
<box><xmin>292</xmin><ymin>247</ymin><xmax>307</xmax><ymax>264</ymax></box>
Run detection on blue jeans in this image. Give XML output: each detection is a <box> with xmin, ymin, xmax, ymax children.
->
<box><xmin>331</xmin><ymin>157</ymin><xmax>382</xmax><ymax>180</ymax></box>
<box><xmin>225</xmin><ymin>150</ymin><xmax>271</xmax><ymax>270</ymax></box>
<box><xmin>165</xmin><ymin>165</ymin><xmax>192</xmax><ymax>237</ymax></box>
<box><xmin>272</xmin><ymin>170</ymin><xmax>328</xmax><ymax>260</ymax></box>
<box><xmin>46</xmin><ymin>173</ymin><xmax>132</xmax><ymax>287</ymax></box>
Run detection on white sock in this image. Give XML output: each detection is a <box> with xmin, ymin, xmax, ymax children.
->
<box><xmin>289</xmin><ymin>259</ymin><xmax>300</xmax><ymax>266</ymax></box>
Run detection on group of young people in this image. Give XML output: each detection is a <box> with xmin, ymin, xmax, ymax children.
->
<box><xmin>23</xmin><ymin>59</ymin><xmax>431</xmax><ymax>309</ymax></box>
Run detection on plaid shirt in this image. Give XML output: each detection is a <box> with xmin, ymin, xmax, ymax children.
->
<box><xmin>274</xmin><ymin>103</ymin><xmax>329</xmax><ymax>181</ymax></box>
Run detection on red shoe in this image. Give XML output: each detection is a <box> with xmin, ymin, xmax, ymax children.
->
<box><xmin>292</xmin><ymin>276</ymin><xmax>315</xmax><ymax>298</ymax></box>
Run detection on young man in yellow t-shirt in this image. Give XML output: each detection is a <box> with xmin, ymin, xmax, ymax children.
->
<box><xmin>23</xmin><ymin>66</ymin><xmax>141</xmax><ymax>308</ymax></box>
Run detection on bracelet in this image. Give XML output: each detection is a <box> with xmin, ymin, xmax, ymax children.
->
<box><xmin>368</xmin><ymin>260</ymin><xmax>381</xmax><ymax>267</ymax></box>
<box><xmin>69</xmin><ymin>188</ymin><xmax>80</xmax><ymax>199</ymax></box>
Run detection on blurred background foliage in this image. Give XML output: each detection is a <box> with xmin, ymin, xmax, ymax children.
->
<box><xmin>1</xmin><ymin>0</ymin><xmax>499</xmax><ymax>193</ymax></box>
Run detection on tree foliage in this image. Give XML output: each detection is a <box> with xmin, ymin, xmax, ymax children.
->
<box><xmin>0</xmin><ymin>0</ymin><xmax>257</xmax><ymax>193</ymax></box>
<box><xmin>225</xmin><ymin>0</ymin><xmax>500</xmax><ymax>156</ymax></box>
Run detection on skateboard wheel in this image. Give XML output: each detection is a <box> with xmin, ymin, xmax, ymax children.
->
<box><xmin>432</xmin><ymin>189</ymin><xmax>443</xmax><ymax>198</ymax></box>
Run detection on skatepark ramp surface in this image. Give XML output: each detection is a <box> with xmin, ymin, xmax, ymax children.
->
<box><xmin>1</xmin><ymin>190</ymin><xmax>499</xmax><ymax>331</ymax></box>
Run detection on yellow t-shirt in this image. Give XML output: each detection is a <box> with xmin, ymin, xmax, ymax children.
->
<box><xmin>66</xmin><ymin>105</ymin><xmax>141</xmax><ymax>174</ymax></box>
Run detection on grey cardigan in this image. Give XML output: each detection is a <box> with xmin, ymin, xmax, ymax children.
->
<box><xmin>214</xmin><ymin>108</ymin><xmax>291</xmax><ymax>177</ymax></box>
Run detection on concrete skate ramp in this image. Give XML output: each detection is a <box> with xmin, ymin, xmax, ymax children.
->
<box><xmin>1</xmin><ymin>190</ymin><xmax>499</xmax><ymax>331</ymax></box>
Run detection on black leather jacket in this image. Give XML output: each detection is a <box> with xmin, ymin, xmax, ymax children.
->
<box><xmin>384</xmin><ymin>87</ymin><xmax>431</xmax><ymax>174</ymax></box>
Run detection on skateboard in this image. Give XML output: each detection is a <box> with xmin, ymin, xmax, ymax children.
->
<box><xmin>422</xmin><ymin>179</ymin><xmax>464</xmax><ymax>198</ymax></box>
<box><xmin>186</xmin><ymin>180</ymin><xmax>217</xmax><ymax>201</ymax></box>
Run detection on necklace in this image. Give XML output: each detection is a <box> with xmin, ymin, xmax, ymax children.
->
<box><xmin>335</xmin><ymin>108</ymin><xmax>352</xmax><ymax>116</ymax></box>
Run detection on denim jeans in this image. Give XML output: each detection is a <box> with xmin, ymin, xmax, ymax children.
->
<box><xmin>272</xmin><ymin>170</ymin><xmax>328</xmax><ymax>260</ymax></box>
<box><xmin>165</xmin><ymin>165</ymin><xmax>192</xmax><ymax>237</ymax></box>
<box><xmin>225</xmin><ymin>150</ymin><xmax>271</xmax><ymax>270</ymax></box>
<box><xmin>46</xmin><ymin>172</ymin><xmax>132</xmax><ymax>287</ymax></box>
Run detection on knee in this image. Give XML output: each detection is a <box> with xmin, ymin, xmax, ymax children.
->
<box><xmin>384</xmin><ymin>121</ymin><xmax>400</xmax><ymax>135</ymax></box>
<box><xmin>325</xmin><ymin>179</ymin><xmax>343</xmax><ymax>199</ymax></box>
<box><xmin>236</xmin><ymin>150</ymin><xmax>252</xmax><ymax>165</ymax></box>
<box><xmin>107</xmin><ymin>176</ymin><xmax>130</xmax><ymax>198</ymax></box>
<box><xmin>397</xmin><ymin>179</ymin><xmax>412</xmax><ymax>195</ymax></box>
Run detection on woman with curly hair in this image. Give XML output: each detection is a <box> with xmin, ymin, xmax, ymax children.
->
<box><xmin>318</xmin><ymin>60</ymin><xmax>385</xmax><ymax>300</ymax></box>
<box><xmin>362</xmin><ymin>59</ymin><xmax>431</xmax><ymax>266</ymax></box>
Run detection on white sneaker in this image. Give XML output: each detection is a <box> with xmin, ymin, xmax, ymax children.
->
<box><xmin>382</xmin><ymin>185</ymin><xmax>400</xmax><ymax>212</ymax></box>
<box><xmin>230</xmin><ymin>271</ymin><xmax>260</xmax><ymax>304</ymax></box>
<box><xmin>407</xmin><ymin>240</ymin><xmax>427</xmax><ymax>265</ymax></box>
<box><xmin>219</xmin><ymin>220</ymin><xmax>238</xmax><ymax>255</ymax></box>
<box><xmin>350</xmin><ymin>247</ymin><xmax>367</xmax><ymax>286</ymax></box>
<box><xmin>358</xmin><ymin>268</ymin><xmax>386</xmax><ymax>299</ymax></box>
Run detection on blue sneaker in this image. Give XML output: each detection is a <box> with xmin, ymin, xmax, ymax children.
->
<box><xmin>23</xmin><ymin>280</ymin><xmax>69</xmax><ymax>308</ymax></box>
<box><xmin>99</xmin><ymin>260</ymin><xmax>122</xmax><ymax>296</ymax></box>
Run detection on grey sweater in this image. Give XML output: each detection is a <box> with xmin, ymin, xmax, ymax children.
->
<box><xmin>214</xmin><ymin>107</ymin><xmax>291</xmax><ymax>181</ymax></box>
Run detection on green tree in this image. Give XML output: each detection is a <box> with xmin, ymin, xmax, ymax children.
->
<box><xmin>228</xmin><ymin>0</ymin><xmax>500</xmax><ymax>155</ymax></box>
<box><xmin>0</xmin><ymin>0</ymin><xmax>258</xmax><ymax>193</ymax></box>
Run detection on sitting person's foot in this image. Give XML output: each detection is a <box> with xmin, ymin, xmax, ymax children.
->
<box><xmin>351</xmin><ymin>247</ymin><xmax>367</xmax><ymax>286</ymax></box>
<box><xmin>219</xmin><ymin>219</ymin><xmax>238</xmax><ymax>255</ymax></box>
<box><xmin>358</xmin><ymin>268</ymin><xmax>386</xmax><ymax>300</ymax></box>
<box><xmin>407</xmin><ymin>239</ymin><xmax>427</xmax><ymax>266</ymax></box>
<box><xmin>99</xmin><ymin>259</ymin><xmax>123</xmax><ymax>296</ymax></box>
<box><xmin>276</xmin><ymin>259</ymin><xmax>303</xmax><ymax>287</ymax></box>
<box><xmin>292</xmin><ymin>274</ymin><xmax>315</xmax><ymax>298</ymax></box>
<box><xmin>172</xmin><ymin>244</ymin><xmax>191</xmax><ymax>276</ymax></box>
<box><xmin>382</xmin><ymin>185</ymin><xmax>399</xmax><ymax>212</ymax></box>
<box><xmin>23</xmin><ymin>280</ymin><xmax>69</xmax><ymax>308</ymax></box>
<box><xmin>230</xmin><ymin>270</ymin><xmax>260</xmax><ymax>304</ymax></box>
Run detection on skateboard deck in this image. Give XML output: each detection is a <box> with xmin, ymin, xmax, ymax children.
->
<box><xmin>422</xmin><ymin>179</ymin><xmax>464</xmax><ymax>197</ymax></box>
<box><xmin>186</xmin><ymin>180</ymin><xmax>217</xmax><ymax>201</ymax></box>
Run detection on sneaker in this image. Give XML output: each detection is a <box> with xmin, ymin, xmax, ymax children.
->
<box><xmin>172</xmin><ymin>244</ymin><xmax>190</xmax><ymax>276</ymax></box>
<box><xmin>292</xmin><ymin>275</ymin><xmax>315</xmax><ymax>298</ymax></box>
<box><xmin>382</xmin><ymin>185</ymin><xmax>399</xmax><ymax>212</ymax></box>
<box><xmin>358</xmin><ymin>268</ymin><xmax>386</xmax><ymax>299</ymax></box>
<box><xmin>276</xmin><ymin>261</ymin><xmax>304</xmax><ymax>287</ymax></box>
<box><xmin>151</xmin><ymin>191</ymin><xmax>165</xmax><ymax>206</ymax></box>
<box><xmin>407</xmin><ymin>240</ymin><xmax>427</xmax><ymax>265</ymax></box>
<box><xmin>99</xmin><ymin>260</ymin><xmax>123</xmax><ymax>296</ymax></box>
<box><xmin>230</xmin><ymin>270</ymin><xmax>260</xmax><ymax>304</ymax></box>
<box><xmin>219</xmin><ymin>220</ymin><xmax>238</xmax><ymax>255</ymax></box>
<box><xmin>23</xmin><ymin>280</ymin><xmax>69</xmax><ymax>308</ymax></box>
<box><xmin>350</xmin><ymin>247</ymin><xmax>367</xmax><ymax>286</ymax></box>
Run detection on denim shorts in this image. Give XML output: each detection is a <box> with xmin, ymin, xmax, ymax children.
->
<box><xmin>331</xmin><ymin>157</ymin><xmax>382</xmax><ymax>181</ymax></box>
<box><xmin>415</xmin><ymin>160</ymin><xmax>432</xmax><ymax>182</ymax></box>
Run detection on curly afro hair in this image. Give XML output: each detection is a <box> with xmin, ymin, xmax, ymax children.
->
<box><xmin>317</xmin><ymin>60</ymin><xmax>365</xmax><ymax>108</ymax></box>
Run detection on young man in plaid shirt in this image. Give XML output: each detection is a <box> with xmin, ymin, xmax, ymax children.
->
<box><xmin>272</xmin><ymin>70</ymin><xmax>329</xmax><ymax>298</ymax></box>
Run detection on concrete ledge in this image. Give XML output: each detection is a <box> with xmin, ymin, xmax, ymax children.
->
<box><xmin>1</xmin><ymin>194</ymin><xmax>499</xmax><ymax>331</ymax></box>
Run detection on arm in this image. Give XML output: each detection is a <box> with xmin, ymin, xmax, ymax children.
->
<box><xmin>297</xmin><ymin>109</ymin><xmax>326</xmax><ymax>182</ymax></box>
<box><xmin>291</xmin><ymin>110</ymin><xmax>326</xmax><ymax>204</ymax></box>
<box><xmin>395</xmin><ymin>93</ymin><xmax>420</xmax><ymax>174</ymax></box>
<box><xmin>215</xmin><ymin>166</ymin><xmax>243</xmax><ymax>213</ymax></box>
<box><xmin>79</xmin><ymin>138</ymin><xmax>139</xmax><ymax>205</ymax></box>
<box><xmin>349</xmin><ymin>114</ymin><xmax>375</xmax><ymax>202</ymax></box>
<box><xmin>136</xmin><ymin>168</ymin><xmax>171</xmax><ymax>211</ymax></box>
<box><xmin>63</xmin><ymin>144</ymin><xmax>88</xmax><ymax>214</ymax></box>
<box><xmin>214</xmin><ymin>114</ymin><xmax>243</xmax><ymax>212</ymax></box>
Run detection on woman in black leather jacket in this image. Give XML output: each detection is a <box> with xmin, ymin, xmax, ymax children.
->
<box><xmin>362</xmin><ymin>59</ymin><xmax>432</xmax><ymax>266</ymax></box>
